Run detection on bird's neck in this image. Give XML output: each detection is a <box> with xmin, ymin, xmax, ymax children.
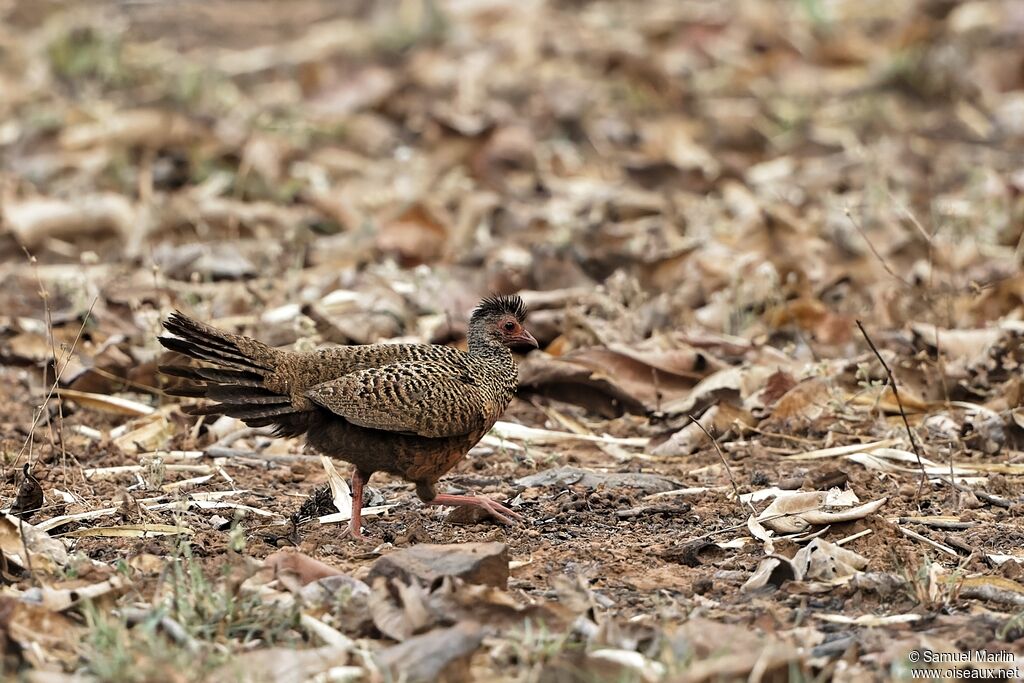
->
<box><xmin>467</xmin><ymin>329</ymin><xmax>509</xmax><ymax>360</ymax></box>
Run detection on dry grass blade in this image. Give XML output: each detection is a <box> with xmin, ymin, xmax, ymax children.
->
<box><xmin>57</xmin><ymin>389</ymin><xmax>155</xmax><ymax>416</ymax></box>
<box><xmin>13</xmin><ymin>298</ymin><xmax>97</xmax><ymax>469</ymax></box>
<box><xmin>856</xmin><ymin>320</ymin><xmax>928</xmax><ymax>496</ymax></box>
<box><xmin>897</xmin><ymin>525</ymin><xmax>959</xmax><ymax>557</ymax></box>
<box><xmin>688</xmin><ymin>414</ymin><xmax>755</xmax><ymax>515</ymax></box>
<box><xmin>61</xmin><ymin>524</ymin><xmax>195</xmax><ymax>538</ymax></box>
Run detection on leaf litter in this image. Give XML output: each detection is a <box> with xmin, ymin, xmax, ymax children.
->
<box><xmin>1</xmin><ymin>0</ymin><xmax>1024</xmax><ymax>680</ymax></box>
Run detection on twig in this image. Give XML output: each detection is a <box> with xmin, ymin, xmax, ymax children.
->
<box><xmin>856</xmin><ymin>320</ymin><xmax>928</xmax><ymax>497</ymax></box>
<box><xmin>204</xmin><ymin>446</ymin><xmax>321</xmax><ymax>463</ymax></box>
<box><xmin>898</xmin><ymin>525</ymin><xmax>959</xmax><ymax>558</ymax></box>
<box><xmin>949</xmin><ymin>441</ymin><xmax>959</xmax><ymax>511</ymax></box>
<box><xmin>835</xmin><ymin>529</ymin><xmax>873</xmax><ymax>546</ymax></box>
<box><xmin>13</xmin><ymin>298</ymin><xmax>99</xmax><ymax>470</ymax></box>
<box><xmin>845</xmin><ymin>207</ymin><xmax>912</xmax><ymax>287</ymax></box>
<box><xmin>933</xmin><ymin>477</ymin><xmax>1011</xmax><ymax>509</ymax></box>
<box><xmin>688</xmin><ymin>414</ymin><xmax>755</xmax><ymax>515</ymax></box>
<box><xmin>120</xmin><ymin>607</ymin><xmax>201</xmax><ymax>654</ymax></box>
<box><xmin>651</xmin><ymin>367</ymin><xmax>661</xmax><ymax>414</ymax></box>
<box><xmin>17</xmin><ymin>517</ymin><xmax>35</xmax><ymax>584</ymax></box>
<box><xmin>24</xmin><ymin>248</ymin><xmax>69</xmax><ymax>480</ymax></box>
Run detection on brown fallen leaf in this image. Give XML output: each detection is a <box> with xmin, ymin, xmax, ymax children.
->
<box><xmin>0</xmin><ymin>597</ymin><xmax>83</xmax><ymax>669</ymax></box>
<box><xmin>760</xmin><ymin>377</ymin><xmax>832</xmax><ymax>431</ymax></box>
<box><xmin>264</xmin><ymin>550</ymin><xmax>344</xmax><ymax>587</ymax></box>
<box><xmin>59</xmin><ymin>109</ymin><xmax>204</xmax><ymax>150</ymax></box>
<box><xmin>3</xmin><ymin>194</ymin><xmax>137</xmax><ymax>247</ymax></box>
<box><xmin>58</xmin><ymin>389</ymin><xmax>154</xmax><ymax>417</ymax></box>
<box><xmin>377</xmin><ymin>202</ymin><xmax>450</xmax><ymax>267</ymax></box>
<box><xmin>517</xmin><ymin>353</ymin><xmax>648</xmax><ymax>417</ymax></box>
<box><xmin>0</xmin><ymin>515</ymin><xmax>68</xmax><ymax>574</ymax></box>
<box><xmin>650</xmin><ymin>403</ymin><xmax>755</xmax><ymax>456</ymax></box>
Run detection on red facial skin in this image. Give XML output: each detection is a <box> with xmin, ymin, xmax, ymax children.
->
<box><xmin>497</xmin><ymin>316</ymin><xmax>538</xmax><ymax>350</ymax></box>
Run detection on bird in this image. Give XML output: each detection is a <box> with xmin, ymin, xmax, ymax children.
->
<box><xmin>157</xmin><ymin>294</ymin><xmax>538</xmax><ymax>540</ymax></box>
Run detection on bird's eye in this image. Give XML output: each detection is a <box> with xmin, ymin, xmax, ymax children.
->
<box><xmin>503</xmin><ymin>321</ymin><xmax>516</xmax><ymax>332</ymax></box>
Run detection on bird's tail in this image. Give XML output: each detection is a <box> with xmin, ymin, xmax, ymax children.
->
<box><xmin>158</xmin><ymin>312</ymin><xmax>310</xmax><ymax>436</ymax></box>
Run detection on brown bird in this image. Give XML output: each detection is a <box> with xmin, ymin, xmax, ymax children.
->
<box><xmin>158</xmin><ymin>295</ymin><xmax>538</xmax><ymax>540</ymax></box>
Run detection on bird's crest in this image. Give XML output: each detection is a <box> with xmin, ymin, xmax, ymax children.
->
<box><xmin>473</xmin><ymin>294</ymin><xmax>528</xmax><ymax>323</ymax></box>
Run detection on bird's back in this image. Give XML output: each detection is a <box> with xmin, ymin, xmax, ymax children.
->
<box><xmin>159</xmin><ymin>296</ymin><xmax>529</xmax><ymax>490</ymax></box>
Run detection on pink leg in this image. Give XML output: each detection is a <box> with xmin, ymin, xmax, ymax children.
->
<box><xmin>427</xmin><ymin>493</ymin><xmax>526</xmax><ymax>526</ymax></box>
<box><xmin>349</xmin><ymin>470</ymin><xmax>367</xmax><ymax>540</ymax></box>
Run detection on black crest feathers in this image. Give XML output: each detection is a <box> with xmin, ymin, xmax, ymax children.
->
<box><xmin>473</xmin><ymin>294</ymin><xmax>527</xmax><ymax>323</ymax></box>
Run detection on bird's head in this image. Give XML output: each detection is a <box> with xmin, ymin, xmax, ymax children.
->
<box><xmin>470</xmin><ymin>294</ymin><xmax>539</xmax><ymax>351</ymax></box>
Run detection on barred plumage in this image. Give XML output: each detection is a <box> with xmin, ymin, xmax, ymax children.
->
<box><xmin>158</xmin><ymin>295</ymin><xmax>537</xmax><ymax>538</ymax></box>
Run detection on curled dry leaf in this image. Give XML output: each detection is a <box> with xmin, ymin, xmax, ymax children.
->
<box><xmin>59</xmin><ymin>389</ymin><xmax>154</xmax><ymax>417</ymax></box>
<box><xmin>743</xmin><ymin>539</ymin><xmax>868</xmax><ymax>591</ymax></box>
<box><xmin>319</xmin><ymin>456</ymin><xmax>352</xmax><ymax>520</ymax></box>
<box><xmin>792</xmin><ymin>538</ymin><xmax>869</xmax><ymax>582</ymax></box>
<box><xmin>517</xmin><ymin>353</ymin><xmax>649</xmax><ymax>417</ymax></box>
<box><xmin>756</xmin><ymin>489</ymin><xmax>886</xmax><ymax>534</ymax></box>
<box><xmin>0</xmin><ymin>597</ymin><xmax>82</xmax><ymax>668</ymax></box>
<box><xmin>958</xmin><ymin>576</ymin><xmax>1024</xmax><ymax>606</ymax></box>
<box><xmin>741</xmin><ymin>556</ymin><xmax>801</xmax><ymax>593</ymax></box>
<box><xmin>760</xmin><ymin>377</ymin><xmax>832</xmax><ymax>431</ymax></box>
<box><xmin>650</xmin><ymin>402</ymin><xmax>755</xmax><ymax>456</ymax></box>
<box><xmin>59</xmin><ymin>109</ymin><xmax>204</xmax><ymax>150</ymax></box>
<box><xmin>661</xmin><ymin>364</ymin><xmax>777</xmax><ymax>416</ymax></box>
<box><xmin>264</xmin><ymin>549</ymin><xmax>344</xmax><ymax>587</ymax></box>
<box><xmin>368</xmin><ymin>577</ymin><xmax>432</xmax><ymax>641</ymax></box>
<box><xmin>111</xmin><ymin>410</ymin><xmax>175</xmax><ymax>453</ymax></box>
<box><xmin>0</xmin><ymin>514</ymin><xmax>68</xmax><ymax>573</ymax></box>
<box><xmin>3</xmin><ymin>194</ymin><xmax>137</xmax><ymax>247</ymax></box>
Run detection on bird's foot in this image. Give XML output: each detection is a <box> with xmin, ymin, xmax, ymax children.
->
<box><xmin>348</xmin><ymin>519</ymin><xmax>375</xmax><ymax>543</ymax></box>
<box><xmin>428</xmin><ymin>493</ymin><xmax>525</xmax><ymax>526</ymax></box>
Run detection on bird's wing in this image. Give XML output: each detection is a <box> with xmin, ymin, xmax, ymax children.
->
<box><xmin>304</xmin><ymin>360</ymin><xmax>489</xmax><ymax>438</ymax></box>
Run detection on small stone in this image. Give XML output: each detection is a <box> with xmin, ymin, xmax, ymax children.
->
<box><xmin>368</xmin><ymin>542</ymin><xmax>510</xmax><ymax>588</ymax></box>
<box><xmin>444</xmin><ymin>505</ymin><xmax>491</xmax><ymax>526</ymax></box>
<box><xmin>375</xmin><ymin>622</ymin><xmax>483</xmax><ymax>683</ymax></box>
<box><xmin>208</xmin><ymin>514</ymin><xmax>231</xmax><ymax>529</ymax></box>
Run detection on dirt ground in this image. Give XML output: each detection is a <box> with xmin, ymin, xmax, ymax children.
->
<box><xmin>2</xmin><ymin>0</ymin><xmax>1024</xmax><ymax>681</ymax></box>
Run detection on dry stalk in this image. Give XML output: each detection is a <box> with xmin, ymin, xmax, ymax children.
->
<box><xmin>855</xmin><ymin>320</ymin><xmax>928</xmax><ymax>496</ymax></box>
<box><xmin>688</xmin><ymin>414</ymin><xmax>756</xmax><ymax>515</ymax></box>
<box><xmin>845</xmin><ymin>207</ymin><xmax>911</xmax><ymax>287</ymax></box>
<box><xmin>24</xmin><ymin>248</ymin><xmax>68</xmax><ymax>476</ymax></box>
<box><xmin>13</xmin><ymin>298</ymin><xmax>99</xmax><ymax>471</ymax></box>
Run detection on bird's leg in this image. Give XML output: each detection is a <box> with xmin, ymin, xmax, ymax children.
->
<box><xmin>349</xmin><ymin>470</ymin><xmax>369</xmax><ymax>540</ymax></box>
<box><xmin>416</xmin><ymin>478</ymin><xmax>525</xmax><ymax>527</ymax></box>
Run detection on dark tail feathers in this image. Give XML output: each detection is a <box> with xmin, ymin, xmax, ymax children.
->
<box><xmin>158</xmin><ymin>312</ymin><xmax>310</xmax><ymax>436</ymax></box>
